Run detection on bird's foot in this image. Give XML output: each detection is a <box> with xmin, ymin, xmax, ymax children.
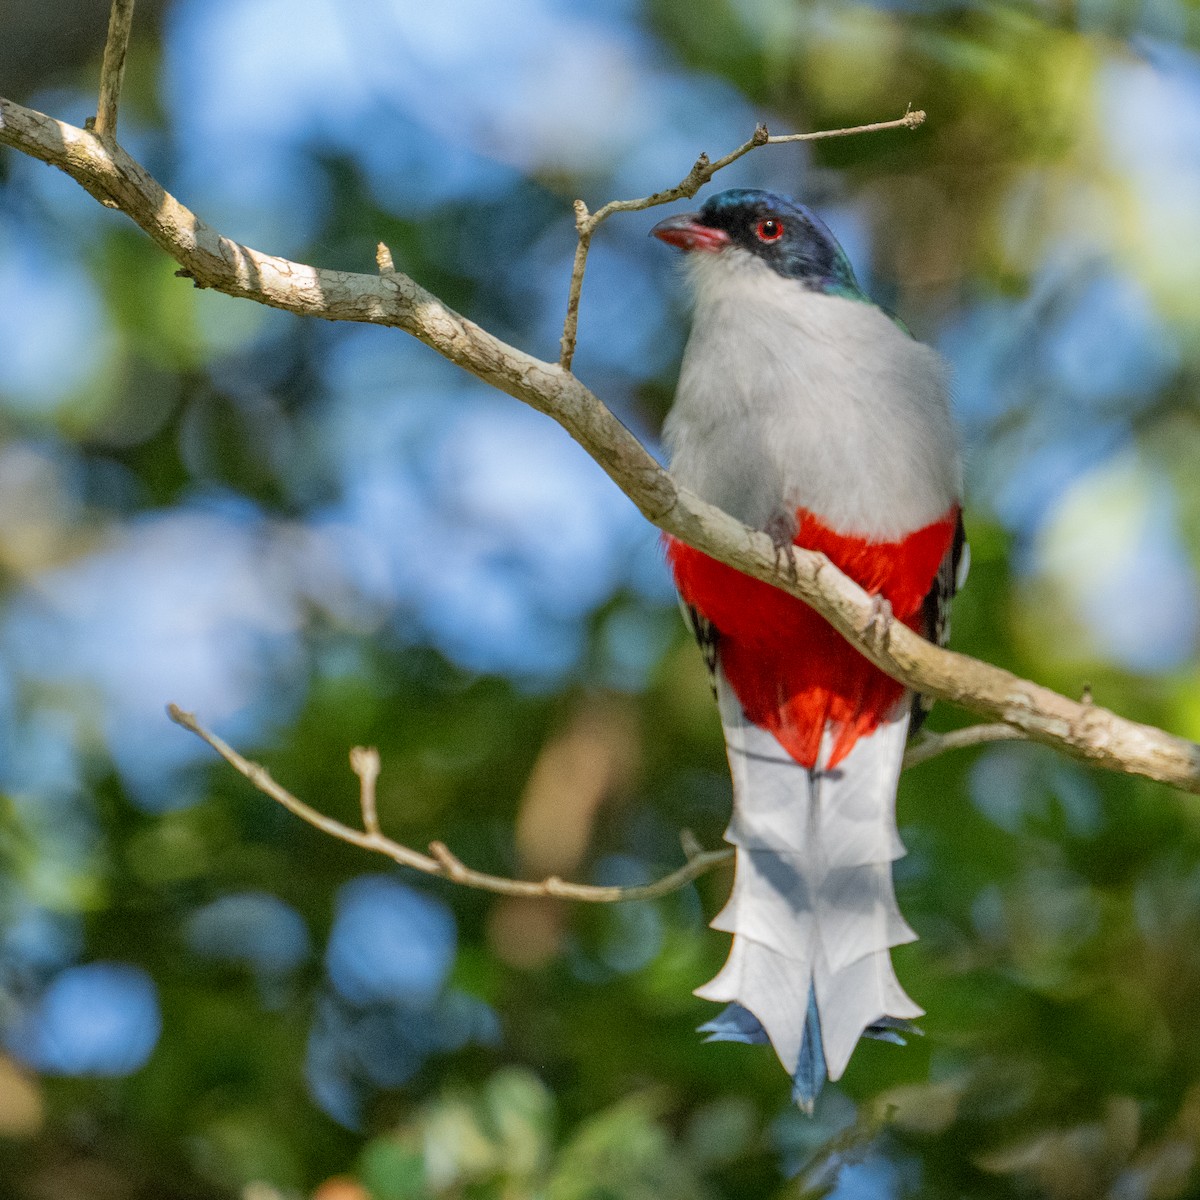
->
<box><xmin>862</xmin><ymin>593</ymin><xmax>894</xmax><ymax>649</ymax></box>
<box><xmin>765</xmin><ymin>512</ymin><xmax>799</xmax><ymax>584</ymax></box>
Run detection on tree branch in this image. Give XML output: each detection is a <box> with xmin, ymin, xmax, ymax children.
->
<box><xmin>902</xmin><ymin>723</ymin><xmax>1029</xmax><ymax>770</ymax></box>
<box><xmin>167</xmin><ymin>705</ymin><xmax>734</xmax><ymax>902</ymax></box>
<box><xmin>168</xmin><ymin>705</ymin><xmax>1018</xmax><ymax>903</ymax></box>
<box><xmin>557</xmin><ymin>108</ymin><xmax>926</xmax><ymax>370</ymax></box>
<box><xmin>91</xmin><ymin>0</ymin><xmax>137</xmax><ymax>140</ymax></box>
<box><xmin>3</xmin><ymin>96</ymin><xmax>1199</xmax><ymax>794</ymax></box>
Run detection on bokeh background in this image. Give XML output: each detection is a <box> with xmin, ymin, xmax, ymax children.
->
<box><xmin>3</xmin><ymin>0</ymin><xmax>1200</xmax><ymax>1196</ymax></box>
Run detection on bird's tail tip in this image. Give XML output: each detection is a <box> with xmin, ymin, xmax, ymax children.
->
<box><xmin>697</xmin><ymin>1002</ymin><xmax>769</xmax><ymax>1046</ymax></box>
<box><xmin>700</xmin><ymin>997</ymin><xmax>922</xmax><ymax>1114</ymax></box>
<box><xmin>864</xmin><ymin>1015</ymin><xmax>923</xmax><ymax>1047</ymax></box>
<box><xmin>699</xmin><ymin>993</ymin><xmax>830</xmax><ymax>1113</ymax></box>
<box><xmin>790</xmin><ymin>987</ymin><xmax>826</xmax><ymax>1112</ymax></box>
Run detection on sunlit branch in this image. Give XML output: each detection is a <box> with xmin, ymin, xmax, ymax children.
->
<box><xmin>91</xmin><ymin>0</ymin><xmax>137</xmax><ymax>140</ymax></box>
<box><xmin>2</xmin><ymin>95</ymin><xmax>1198</xmax><ymax>793</ymax></box>
<box><xmin>557</xmin><ymin>108</ymin><xmax>926</xmax><ymax>371</ymax></box>
<box><xmin>170</xmin><ymin>705</ymin><xmax>1043</xmax><ymax>904</ymax></box>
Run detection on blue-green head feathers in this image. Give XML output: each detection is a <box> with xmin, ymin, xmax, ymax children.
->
<box><xmin>693</xmin><ymin>189</ymin><xmax>863</xmax><ymax>299</ymax></box>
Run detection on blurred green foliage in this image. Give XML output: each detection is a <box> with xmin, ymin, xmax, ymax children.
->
<box><xmin>5</xmin><ymin>0</ymin><xmax>1200</xmax><ymax>1198</ymax></box>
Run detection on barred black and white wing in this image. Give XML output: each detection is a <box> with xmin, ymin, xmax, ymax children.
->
<box><xmin>913</xmin><ymin>510</ymin><xmax>969</xmax><ymax>727</ymax></box>
<box><xmin>681</xmin><ymin>602</ymin><xmax>720</xmax><ymax>697</ymax></box>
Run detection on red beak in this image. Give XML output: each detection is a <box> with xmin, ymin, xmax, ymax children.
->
<box><xmin>650</xmin><ymin>213</ymin><xmax>731</xmax><ymax>253</ymax></box>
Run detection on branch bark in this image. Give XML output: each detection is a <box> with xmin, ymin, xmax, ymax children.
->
<box><xmin>91</xmin><ymin>0</ymin><xmax>137</xmax><ymax>139</ymax></box>
<box><xmin>3</xmin><ymin>96</ymin><xmax>1199</xmax><ymax>794</ymax></box>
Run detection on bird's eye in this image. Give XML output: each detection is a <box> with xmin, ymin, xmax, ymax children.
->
<box><xmin>755</xmin><ymin>218</ymin><xmax>784</xmax><ymax>243</ymax></box>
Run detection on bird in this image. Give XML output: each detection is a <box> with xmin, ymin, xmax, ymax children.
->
<box><xmin>651</xmin><ymin>188</ymin><xmax>965</xmax><ymax>1111</ymax></box>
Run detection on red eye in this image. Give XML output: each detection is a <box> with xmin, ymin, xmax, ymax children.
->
<box><xmin>756</xmin><ymin>218</ymin><xmax>784</xmax><ymax>243</ymax></box>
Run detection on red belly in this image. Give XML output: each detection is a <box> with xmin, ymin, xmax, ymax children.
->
<box><xmin>665</xmin><ymin>508</ymin><xmax>958</xmax><ymax>769</ymax></box>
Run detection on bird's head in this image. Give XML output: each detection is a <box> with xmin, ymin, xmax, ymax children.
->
<box><xmin>650</xmin><ymin>188</ymin><xmax>861</xmax><ymax>298</ymax></box>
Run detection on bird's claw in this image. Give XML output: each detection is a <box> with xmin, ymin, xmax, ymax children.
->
<box><xmin>765</xmin><ymin>513</ymin><xmax>799</xmax><ymax>584</ymax></box>
<box><xmin>862</xmin><ymin>594</ymin><xmax>894</xmax><ymax>646</ymax></box>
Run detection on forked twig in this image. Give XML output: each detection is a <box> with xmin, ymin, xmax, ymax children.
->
<box><xmin>168</xmin><ymin>705</ymin><xmax>734</xmax><ymax>902</ymax></box>
<box><xmin>169</xmin><ymin>701</ymin><xmax>1021</xmax><ymax>904</ymax></box>
<box><xmin>558</xmin><ymin>108</ymin><xmax>926</xmax><ymax>370</ymax></box>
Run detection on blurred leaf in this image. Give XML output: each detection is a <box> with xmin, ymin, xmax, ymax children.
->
<box><xmin>546</xmin><ymin>1094</ymin><xmax>712</xmax><ymax>1200</ymax></box>
<box><xmin>358</xmin><ymin>1141</ymin><xmax>428</xmax><ymax>1200</ymax></box>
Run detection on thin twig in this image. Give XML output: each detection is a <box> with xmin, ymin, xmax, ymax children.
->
<box><xmin>767</xmin><ymin>108</ymin><xmax>926</xmax><ymax>145</ymax></box>
<box><xmin>680</xmin><ymin>828</ymin><xmax>705</xmax><ymax>862</ymax></box>
<box><xmin>558</xmin><ymin>201</ymin><xmax>595</xmax><ymax>373</ymax></box>
<box><xmin>168</xmin><ymin>705</ymin><xmax>734</xmax><ymax>902</ymax></box>
<box><xmin>350</xmin><ymin>746</ymin><xmax>382</xmax><ymax>834</ymax></box>
<box><xmin>92</xmin><ymin>0</ymin><xmax>137</xmax><ymax>140</ymax></box>
<box><xmin>170</xmin><ymin>704</ymin><xmax>1023</xmax><ymax>905</ymax></box>
<box><xmin>903</xmin><ymin>723</ymin><xmax>1028</xmax><ymax>770</ymax></box>
<box><xmin>557</xmin><ymin>108</ymin><xmax>925</xmax><ymax>370</ymax></box>
<box><xmin>167</xmin><ymin>705</ymin><xmax>441</xmax><ymax>872</ymax></box>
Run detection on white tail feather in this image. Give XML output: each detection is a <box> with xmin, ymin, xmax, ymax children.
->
<box><xmin>696</xmin><ymin>671</ymin><xmax>921</xmax><ymax>1089</ymax></box>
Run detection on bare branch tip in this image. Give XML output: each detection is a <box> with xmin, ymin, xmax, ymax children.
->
<box><xmin>680</xmin><ymin>828</ymin><xmax>704</xmax><ymax>862</ymax></box>
<box><xmin>166</xmin><ymin>703</ymin><xmax>193</xmax><ymax>728</ymax></box>
<box><xmin>349</xmin><ymin>745</ymin><xmax>380</xmax><ymax>775</ymax></box>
